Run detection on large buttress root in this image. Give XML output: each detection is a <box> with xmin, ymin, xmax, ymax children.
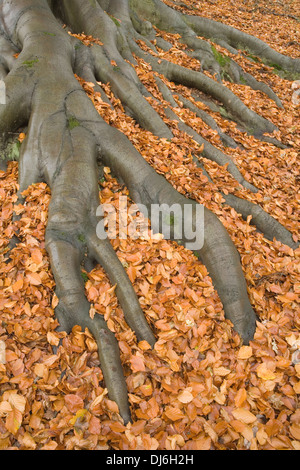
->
<box><xmin>0</xmin><ymin>0</ymin><xmax>298</xmax><ymax>423</ymax></box>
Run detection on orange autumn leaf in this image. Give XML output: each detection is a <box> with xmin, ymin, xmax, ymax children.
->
<box><xmin>127</xmin><ymin>265</ymin><xmax>137</xmax><ymax>283</ymax></box>
<box><xmin>130</xmin><ymin>354</ymin><xmax>146</xmax><ymax>372</ymax></box>
<box><xmin>147</xmin><ymin>397</ymin><xmax>160</xmax><ymax>419</ymax></box>
<box><xmin>256</xmin><ymin>427</ymin><xmax>268</xmax><ymax>446</ymax></box>
<box><xmin>234</xmin><ymin>388</ymin><xmax>247</xmax><ymax>407</ymax></box>
<box><xmin>166</xmin><ymin>348</ymin><xmax>180</xmax><ymax>371</ymax></box>
<box><xmin>51</xmin><ymin>293</ymin><xmax>59</xmax><ymax>309</ymax></box>
<box><xmin>47</xmin><ymin>331</ymin><xmax>60</xmax><ymax>346</ymax></box>
<box><xmin>109</xmin><ymin>421</ymin><xmax>126</xmax><ymax>432</ymax></box>
<box><xmin>21</xmin><ymin>432</ymin><xmax>37</xmax><ymax>449</ymax></box>
<box><xmin>26</xmin><ymin>272</ymin><xmax>42</xmax><ymax>286</ymax></box>
<box><xmin>231</xmin><ymin>408</ymin><xmax>257</xmax><ymax>424</ymax></box>
<box><xmin>277</xmin><ymin>292</ymin><xmax>298</xmax><ymax>303</ymax></box>
<box><xmin>105</xmin><ymin>399</ymin><xmax>119</xmax><ymax>413</ymax></box>
<box><xmin>64</xmin><ymin>394</ymin><xmax>84</xmax><ymax>413</ymax></box>
<box><xmin>164</xmin><ymin>406</ymin><xmax>185</xmax><ymax>421</ymax></box>
<box><xmin>138</xmin><ymin>340</ymin><xmax>152</xmax><ymax>351</ymax></box>
<box><xmin>3</xmin><ymin>393</ymin><xmax>26</xmax><ymax>435</ymax></box>
<box><xmin>90</xmin><ymin>389</ymin><xmax>108</xmax><ymax>410</ymax></box>
<box><xmin>126</xmin><ymin>252</ymin><xmax>142</xmax><ymax>264</ymax></box>
<box><xmin>139</xmin><ymin>382</ymin><xmax>153</xmax><ymax>396</ymax></box>
<box><xmin>34</xmin><ymin>362</ymin><xmax>47</xmax><ymax>378</ymax></box>
<box><xmin>8</xmin><ymin>393</ymin><xmax>26</xmax><ymax>414</ymax></box>
<box><xmin>0</xmin><ymin>401</ymin><xmax>12</xmax><ymax>415</ymax></box>
<box><xmin>256</xmin><ymin>362</ymin><xmax>277</xmax><ymax>380</ymax></box>
<box><xmin>293</xmin><ymin>382</ymin><xmax>300</xmax><ymax>394</ymax></box>
<box><xmin>177</xmin><ymin>388</ymin><xmax>194</xmax><ymax>404</ymax></box>
<box><xmin>237</xmin><ymin>345</ymin><xmax>253</xmax><ymax>359</ymax></box>
<box><xmin>31</xmin><ymin>248</ymin><xmax>43</xmax><ymax>264</ymax></box>
<box><xmin>6</xmin><ymin>407</ymin><xmax>23</xmax><ymax>435</ymax></box>
<box><xmin>213</xmin><ymin>366</ymin><xmax>231</xmax><ymax>377</ymax></box>
<box><xmin>12</xmin><ymin>278</ymin><xmax>24</xmax><ymax>293</ymax></box>
<box><xmin>87</xmin><ymin>285</ymin><xmax>99</xmax><ymax>301</ymax></box>
<box><xmin>290</xmin><ymin>424</ymin><xmax>300</xmax><ymax>441</ymax></box>
<box><xmin>195</xmin><ymin>436</ymin><xmax>211</xmax><ymax>450</ymax></box>
<box><xmin>89</xmin><ymin>415</ymin><xmax>101</xmax><ymax>435</ymax></box>
<box><xmin>40</xmin><ymin>441</ymin><xmax>58</xmax><ymax>450</ymax></box>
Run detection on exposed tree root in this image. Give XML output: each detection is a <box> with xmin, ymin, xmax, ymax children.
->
<box><xmin>0</xmin><ymin>0</ymin><xmax>298</xmax><ymax>423</ymax></box>
<box><xmin>130</xmin><ymin>0</ymin><xmax>300</xmax><ymax>78</ymax></box>
<box><xmin>183</xmin><ymin>11</ymin><xmax>300</xmax><ymax>78</ymax></box>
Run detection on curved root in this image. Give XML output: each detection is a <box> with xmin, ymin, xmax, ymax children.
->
<box><xmin>1</xmin><ymin>0</ymin><xmax>298</xmax><ymax>424</ymax></box>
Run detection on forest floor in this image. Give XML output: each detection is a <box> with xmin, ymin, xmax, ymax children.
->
<box><xmin>0</xmin><ymin>0</ymin><xmax>299</xmax><ymax>450</ymax></box>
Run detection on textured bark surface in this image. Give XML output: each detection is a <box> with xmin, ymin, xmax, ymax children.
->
<box><xmin>0</xmin><ymin>0</ymin><xmax>299</xmax><ymax>423</ymax></box>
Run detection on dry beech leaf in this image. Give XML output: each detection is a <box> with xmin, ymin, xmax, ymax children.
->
<box><xmin>90</xmin><ymin>389</ymin><xmax>108</xmax><ymax>410</ymax></box>
<box><xmin>237</xmin><ymin>346</ymin><xmax>253</xmax><ymax>359</ymax></box>
<box><xmin>8</xmin><ymin>393</ymin><xmax>26</xmax><ymax>414</ymax></box>
<box><xmin>47</xmin><ymin>331</ymin><xmax>60</xmax><ymax>346</ymax></box>
<box><xmin>130</xmin><ymin>355</ymin><xmax>146</xmax><ymax>372</ymax></box>
<box><xmin>105</xmin><ymin>399</ymin><xmax>119</xmax><ymax>413</ymax></box>
<box><xmin>256</xmin><ymin>427</ymin><xmax>268</xmax><ymax>446</ymax></box>
<box><xmin>177</xmin><ymin>388</ymin><xmax>194</xmax><ymax>403</ymax></box>
<box><xmin>26</xmin><ymin>272</ymin><xmax>42</xmax><ymax>286</ymax></box>
<box><xmin>213</xmin><ymin>366</ymin><xmax>231</xmax><ymax>376</ymax></box>
<box><xmin>290</xmin><ymin>424</ymin><xmax>300</xmax><ymax>440</ymax></box>
<box><xmin>6</xmin><ymin>408</ymin><xmax>23</xmax><ymax>435</ymax></box>
<box><xmin>138</xmin><ymin>340</ymin><xmax>152</xmax><ymax>351</ymax></box>
<box><xmin>51</xmin><ymin>293</ymin><xmax>59</xmax><ymax>309</ymax></box>
<box><xmin>64</xmin><ymin>394</ymin><xmax>84</xmax><ymax>413</ymax></box>
<box><xmin>31</xmin><ymin>248</ymin><xmax>43</xmax><ymax>264</ymax></box>
<box><xmin>256</xmin><ymin>362</ymin><xmax>276</xmax><ymax>380</ymax></box>
<box><xmin>234</xmin><ymin>388</ymin><xmax>247</xmax><ymax>407</ymax></box>
<box><xmin>21</xmin><ymin>432</ymin><xmax>37</xmax><ymax>449</ymax></box>
<box><xmin>164</xmin><ymin>406</ymin><xmax>185</xmax><ymax>421</ymax></box>
<box><xmin>0</xmin><ymin>401</ymin><xmax>13</xmax><ymax>416</ymax></box>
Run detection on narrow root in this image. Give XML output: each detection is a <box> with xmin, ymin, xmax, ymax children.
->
<box><xmin>87</xmin><ymin>232</ymin><xmax>156</xmax><ymax>347</ymax></box>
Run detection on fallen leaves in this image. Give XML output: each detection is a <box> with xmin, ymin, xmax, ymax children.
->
<box><xmin>0</xmin><ymin>0</ymin><xmax>300</xmax><ymax>452</ymax></box>
<box><xmin>164</xmin><ymin>406</ymin><xmax>186</xmax><ymax>421</ymax></box>
<box><xmin>237</xmin><ymin>345</ymin><xmax>253</xmax><ymax>359</ymax></box>
<box><xmin>1</xmin><ymin>158</ymin><xmax>299</xmax><ymax>450</ymax></box>
<box><xmin>130</xmin><ymin>354</ymin><xmax>146</xmax><ymax>373</ymax></box>
<box><xmin>256</xmin><ymin>362</ymin><xmax>277</xmax><ymax>381</ymax></box>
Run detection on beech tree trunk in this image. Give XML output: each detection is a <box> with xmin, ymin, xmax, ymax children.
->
<box><xmin>0</xmin><ymin>0</ymin><xmax>299</xmax><ymax>423</ymax></box>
